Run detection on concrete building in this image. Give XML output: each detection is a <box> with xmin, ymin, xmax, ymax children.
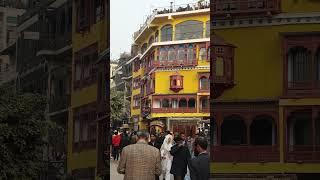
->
<box><xmin>0</xmin><ymin>6</ymin><xmax>24</xmax><ymax>84</ymax></box>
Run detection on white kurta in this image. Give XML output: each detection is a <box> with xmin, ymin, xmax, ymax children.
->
<box><xmin>160</xmin><ymin>134</ymin><xmax>173</xmax><ymax>180</ymax></box>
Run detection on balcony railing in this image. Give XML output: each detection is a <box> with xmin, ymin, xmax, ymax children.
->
<box><xmin>212</xmin><ymin>0</ymin><xmax>281</xmax><ymax>16</ymax></box>
<box><xmin>285</xmin><ymin>80</ymin><xmax>320</xmax><ymax>97</ymax></box>
<box><xmin>211</xmin><ymin>145</ymin><xmax>280</xmax><ymax>162</ymax></box>
<box><xmin>154</xmin><ymin>60</ymin><xmax>197</xmax><ymax>68</ymax></box>
<box><xmin>287</xmin><ymin>145</ymin><xmax>320</xmax><ymax>162</ymax></box>
<box><xmin>133</xmin><ymin>1</ymin><xmax>210</xmax><ymax>40</ymax></box>
<box><xmin>152</xmin><ymin>107</ymin><xmax>197</xmax><ymax>113</ymax></box>
<box><xmin>49</xmin><ymin>95</ymin><xmax>70</xmax><ymax>113</ymax></box>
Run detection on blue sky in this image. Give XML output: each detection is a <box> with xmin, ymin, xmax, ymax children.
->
<box><xmin>110</xmin><ymin>0</ymin><xmax>198</xmax><ymax>60</ymax></box>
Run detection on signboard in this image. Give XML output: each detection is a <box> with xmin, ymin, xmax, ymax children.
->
<box><xmin>23</xmin><ymin>32</ymin><xmax>39</xmax><ymax>40</ymax></box>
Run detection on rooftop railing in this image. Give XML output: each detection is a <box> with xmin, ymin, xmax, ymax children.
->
<box><xmin>133</xmin><ymin>0</ymin><xmax>210</xmax><ymax>40</ymax></box>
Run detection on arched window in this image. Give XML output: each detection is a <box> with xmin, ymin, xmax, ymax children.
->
<box><xmin>199</xmin><ymin>47</ymin><xmax>207</xmax><ymax>60</ymax></box>
<box><xmin>162</xmin><ymin>99</ymin><xmax>170</xmax><ymax>108</ymax></box>
<box><xmin>250</xmin><ymin>115</ymin><xmax>276</xmax><ymax>145</ymax></box>
<box><xmin>153</xmin><ymin>99</ymin><xmax>161</xmax><ymax>108</ymax></box>
<box><xmin>199</xmin><ymin>76</ymin><xmax>209</xmax><ymax>90</ymax></box>
<box><xmin>159</xmin><ymin>47</ymin><xmax>167</xmax><ymax>62</ymax></box>
<box><xmin>187</xmin><ymin>44</ymin><xmax>195</xmax><ymax>63</ymax></box>
<box><xmin>148</xmin><ymin>36</ymin><xmax>154</xmax><ymax>46</ymax></box>
<box><xmin>141</xmin><ymin>43</ymin><xmax>148</xmax><ymax>54</ymax></box>
<box><xmin>288</xmin><ymin>47</ymin><xmax>311</xmax><ymax>88</ymax></box>
<box><xmin>161</xmin><ymin>24</ymin><xmax>173</xmax><ymax>42</ymax></box>
<box><xmin>175</xmin><ymin>20</ymin><xmax>203</xmax><ymax>40</ymax></box>
<box><xmin>179</xmin><ymin>98</ymin><xmax>187</xmax><ymax>107</ymax></box>
<box><xmin>188</xmin><ymin>98</ymin><xmax>196</xmax><ymax>108</ymax></box>
<box><xmin>172</xmin><ymin>98</ymin><xmax>178</xmax><ymax>108</ymax></box>
<box><xmin>205</xmin><ymin>21</ymin><xmax>210</xmax><ymax>38</ymax></box>
<box><xmin>168</xmin><ymin>47</ymin><xmax>176</xmax><ymax>61</ymax></box>
<box><xmin>221</xmin><ymin>115</ymin><xmax>247</xmax><ymax>145</ymax></box>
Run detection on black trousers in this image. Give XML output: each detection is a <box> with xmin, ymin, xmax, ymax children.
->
<box><xmin>113</xmin><ymin>146</ymin><xmax>120</xmax><ymax>160</ymax></box>
<box><xmin>174</xmin><ymin>175</ymin><xmax>185</xmax><ymax>180</ymax></box>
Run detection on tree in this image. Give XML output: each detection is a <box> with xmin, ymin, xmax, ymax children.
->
<box><xmin>110</xmin><ymin>89</ymin><xmax>129</xmax><ymax>128</ymax></box>
<box><xmin>0</xmin><ymin>86</ymin><xmax>50</xmax><ymax>179</ymax></box>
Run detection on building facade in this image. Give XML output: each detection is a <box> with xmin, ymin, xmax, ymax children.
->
<box><xmin>130</xmin><ymin>1</ymin><xmax>210</xmax><ymax>136</ymax></box>
<box><xmin>68</xmin><ymin>0</ymin><xmax>107</xmax><ymax>179</ymax></box>
<box><xmin>0</xmin><ymin>6</ymin><xmax>24</xmax><ymax>84</ymax></box>
<box><xmin>210</xmin><ymin>0</ymin><xmax>320</xmax><ymax>179</ymax></box>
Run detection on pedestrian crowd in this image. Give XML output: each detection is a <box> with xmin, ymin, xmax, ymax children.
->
<box><xmin>112</xmin><ymin>129</ymin><xmax>209</xmax><ymax>180</ymax></box>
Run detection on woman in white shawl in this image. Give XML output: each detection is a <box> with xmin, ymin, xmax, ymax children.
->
<box><xmin>160</xmin><ymin>134</ymin><xmax>173</xmax><ymax>180</ymax></box>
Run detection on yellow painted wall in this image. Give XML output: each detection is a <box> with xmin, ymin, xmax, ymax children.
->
<box><xmin>282</xmin><ymin>0</ymin><xmax>320</xmax><ymax>13</ymax></box>
<box><xmin>155</xmin><ymin>69</ymin><xmax>209</xmax><ymax>94</ymax></box>
<box><xmin>211</xmin><ymin>2</ymin><xmax>320</xmax><ymax>174</ymax></box>
<box><xmin>215</xmin><ymin>24</ymin><xmax>320</xmax><ymax>101</ymax></box>
<box><xmin>152</xmin><ymin>113</ymin><xmax>209</xmax><ymax>118</ymax></box>
<box><xmin>68</xmin><ymin>0</ymin><xmax>107</xmax><ymax>176</ymax></box>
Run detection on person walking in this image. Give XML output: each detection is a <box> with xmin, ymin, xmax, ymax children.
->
<box><xmin>170</xmin><ymin>135</ymin><xmax>191</xmax><ymax>180</ymax></box>
<box><xmin>112</xmin><ymin>131</ymin><xmax>121</xmax><ymax>161</ymax></box>
<box><xmin>120</xmin><ymin>131</ymin><xmax>131</xmax><ymax>153</ymax></box>
<box><xmin>160</xmin><ymin>133</ymin><xmax>173</xmax><ymax>180</ymax></box>
<box><xmin>189</xmin><ymin>137</ymin><xmax>209</xmax><ymax>180</ymax></box>
<box><xmin>117</xmin><ymin>131</ymin><xmax>161</xmax><ymax>180</ymax></box>
<box><xmin>149</xmin><ymin>134</ymin><xmax>160</xmax><ymax>180</ymax></box>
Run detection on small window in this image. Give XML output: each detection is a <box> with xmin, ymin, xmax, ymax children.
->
<box><xmin>153</xmin><ymin>99</ymin><xmax>161</xmax><ymax>108</ymax></box>
<box><xmin>179</xmin><ymin>98</ymin><xmax>187</xmax><ymax>108</ymax></box>
<box><xmin>200</xmin><ymin>76</ymin><xmax>209</xmax><ymax>90</ymax></box>
<box><xmin>199</xmin><ymin>47</ymin><xmax>207</xmax><ymax>61</ymax></box>
<box><xmin>161</xmin><ymin>24</ymin><xmax>173</xmax><ymax>42</ymax></box>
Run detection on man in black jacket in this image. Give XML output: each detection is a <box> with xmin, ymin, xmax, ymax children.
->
<box><xmin>170</xmin><ymin>135</ymin><xmax>191</xmax><ymax>180</ymax></box>
<box><xmin>189</xmin><ymin>137</ymin><xmax>209</xmax><ymax>180</ymax></box>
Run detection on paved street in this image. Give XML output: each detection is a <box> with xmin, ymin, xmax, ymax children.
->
<box><xmin>110</xmin><ymin>160</ymin><xmax>124</xmax><ymax>180</ymax></box>
<box><xmin>110</xmin><ymin>158</ymin><xmax>174</xmax><ymax>180</ymax></box>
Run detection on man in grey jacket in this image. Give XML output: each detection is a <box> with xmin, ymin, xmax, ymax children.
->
<box><xmin>188</xmin><ymin>137</ymin><xmax>210</xmax><ymax>180</ymax></box>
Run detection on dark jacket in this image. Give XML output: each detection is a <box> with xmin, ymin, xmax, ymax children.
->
<box><xmin>170</xmin><ymin>144</ymin><xmax>191</xmax><ymax>176</ymax></box>
<box><xmin>120</xmin><ymin>134</ymin><xmax>131</xmax><ymax>150</ymax></box>
<box><xmin>189</xmin><ymin>152</ymin><xmax>210</xmax><ymax>180</ymax></box>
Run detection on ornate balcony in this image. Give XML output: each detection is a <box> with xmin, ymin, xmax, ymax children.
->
<box><xmin>212</xmin><ymin>0</ymin><xmax>281</xmax><ymax>18</ymax></box>
<box><xmin>211</xmin><ymin>145</ymin><xmax>280</xmax><ymax>162</ymax></box>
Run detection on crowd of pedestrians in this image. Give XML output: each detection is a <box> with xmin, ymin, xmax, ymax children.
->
<box><xmin>112</xmin><ymin>129</ymin><xmax>209</xmax><ymax>180</ymax></box>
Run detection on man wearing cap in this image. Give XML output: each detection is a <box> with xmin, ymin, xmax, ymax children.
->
<box><xmin>118</xmin><ymin>131</ymin><xmax>161</xmax><ymax>180</ymax></box>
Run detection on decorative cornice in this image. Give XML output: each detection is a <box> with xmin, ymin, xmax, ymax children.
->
<box><xmin>213</xmin><ymin>13</ymin><xmax>320</xmax><ymax>29</ymax></box>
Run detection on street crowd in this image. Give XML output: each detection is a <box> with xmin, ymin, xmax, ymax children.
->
<box><xmin>111</xmin><ymin>130</ymin><xmax>209</xmax><ymax>180</ymax></box>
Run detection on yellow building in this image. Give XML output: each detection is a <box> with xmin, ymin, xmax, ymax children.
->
<box><xmin>67</xmin><ymin>0</ymin><xmax>108</xmax><ymax>179</ymax></box>
<box><xmin>211</xmin><ymin>0</ymin><xmax>320</xmax><ymax>179</ymax></box>
<box><xmin>130</xmin><ymin>1</ymin><xmax>210</xmax><ymax>136</ymax></box>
